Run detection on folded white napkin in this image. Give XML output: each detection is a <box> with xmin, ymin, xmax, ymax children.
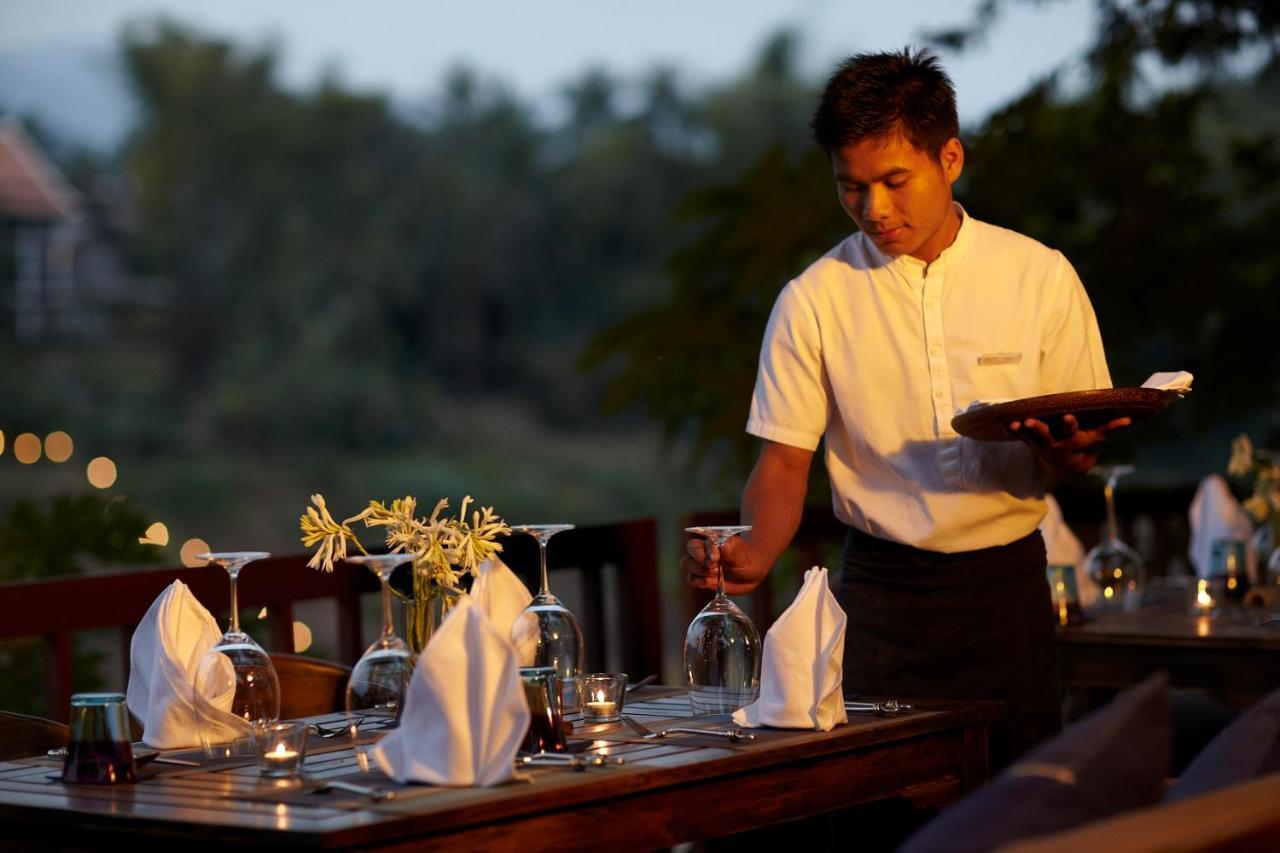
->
<box><xmin>733</xmin><ymin>567</ymin><xmax>848</xmax><ymax>731</ymax></box>
<box><xmin>126</xmin><ymin>579</ymin><xmax>236</xmax><ymax>748</ymax></box>
<box><xmin>469</xmin><ymin>556</ymin><xmax>538</xmax><ymax>666</ymax></box>
<box><xmin>1188</xmin><ymin>474</ymin><xmax>1256</xmax><ymax>580</ymax></box>
<box><xmin>373</xmin><ymin>597</ymin><xmax>529</xmax><ymax>786</ymax></box>
<box><xmin>1040</xmin><ymin>494</ymin><xmax>1099</xmax><ymax>609</ymax></box>
<box><xmin>1142</xmin><ymin>370</ymin><xmax>1194</xmax><ymax>393</ymax></box>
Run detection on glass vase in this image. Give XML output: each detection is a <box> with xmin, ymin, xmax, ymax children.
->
<box><xmin>402</xmin><ymin>564</ymin><xmax>464</xmax><ymax>655</ymax></box>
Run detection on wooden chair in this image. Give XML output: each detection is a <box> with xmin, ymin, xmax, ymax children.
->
<box><xmin>271</xmin><ymin>653</ymin><xmax>352</xmax><ymax>719</ymax></box>
<box><xmin>0</xmin><ymin>711</ymin><xmax>68</xmax><ymax>761</ymax></box>
<box><xmin>497</xmin><ymin>517</ymin><xmax>662</xmax><ymax>679</ymax></box>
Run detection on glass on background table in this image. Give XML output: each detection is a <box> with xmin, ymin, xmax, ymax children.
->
<box><xmin>1085</xmin><ymin>465</ymin><xmax>1145</xmax><ymax>613</ymax></box>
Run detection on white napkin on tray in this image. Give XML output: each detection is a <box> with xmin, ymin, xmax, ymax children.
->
<box><xmin>469</xmin><ymin>556</ymin><xmax>538</xmax><ymax>666</ymax></box>
<box><xmin>1188</xmin><ymin>474</ymin><xmax>1256</xmax><ymax>580</ymax></box>
<box><xmin>126</xmin><ymin>579</ymin><xmax>236</xmax><ymax>748</ymax></box>
<box><xmin>732</xmin><ymin>566</ymin><xmax>848</xmax><ymax>731</ymax></box>
<box><xmin>1142</xmin><ymin>370</ymin><xmax>1194</xmax><ymax>393</ymax></box>
<box><xmin>373</xmin><ymin>596</ymin><xmax>529</xmax><ymax>786</ymax></box>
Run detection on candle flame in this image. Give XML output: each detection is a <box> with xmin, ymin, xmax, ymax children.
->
<box><xmin>594</xmin><ymin>689</ymin><xmax>606</xmax><ymax>703</ymax></box>
<box><xmin>1196</xmin><ymin>580</ymin><xmax>1212</xmax><ymax>607</ymax></box>
<box><xmin>272</xmin><ymin>742</ymin><xmax>290</xmax><ymax>757</ymax></box>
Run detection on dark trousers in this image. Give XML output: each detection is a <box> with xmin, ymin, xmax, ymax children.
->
<box><xmin>838</xmin><ymin>527</ymin><xmax>1062</xmax><ymax>772</ymax></box>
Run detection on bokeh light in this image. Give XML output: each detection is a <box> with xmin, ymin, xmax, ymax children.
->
<box><xmin>0</xmin><ymin>429</ymin><xmax>6</xmax><ymax>455</ymax></box>
<box><xmin>14</xmin><ymin>433</ymin><xmax>41</xmax><ymax>464</ymax></box>
<box><xmin>86</xmin><ymin>456</ymin><xmax>117</xmax><ymax>488</ymax></box>
<box><xmin>292</xmin><ymin>621</ymin><xmax>313</xmax><ymax>653</ymax></box>
<box><xmin>139</xmin><ymin>522</ymin><xmax>170</xmax><ymax>546</ymax></box>
<box><xmin>258</xmin><ymin>607</ymin><xmax>269</xmax><ymax>619</ymax></box>
<box><xmin>180</xmin><ymin>538</ymin><xmax>211</xmax><ymax>567</ymax></box>
<box><xmin>44</xmin><ymin>431</ymin><xmax>74</xmax><ymax>462</ymax></box>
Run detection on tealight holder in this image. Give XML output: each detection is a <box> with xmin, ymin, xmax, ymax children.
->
<box><xmin>253</xmin><ymin>721</ymin><xmax>307</xmax><ymax>777</ymax></box>
<box><xmin>581</xmin><ymin>673</ymin><xmax>627</xmax><ymax>723</ymax></box>
<box><xmin>1046</xmin><ymin>565</ymin><xmax>1085</xmax><ymax>626</ymax></box>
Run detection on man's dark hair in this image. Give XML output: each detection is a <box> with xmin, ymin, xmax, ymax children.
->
<box><xmin>811</xmin><ymin>48</ymin><xmax>958</xmax><ymax>158</ymax></box>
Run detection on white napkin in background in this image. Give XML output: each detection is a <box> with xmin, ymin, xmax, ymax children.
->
<box><xmin>1188</xmin><ymin>474</ymin><xmax>1257</xmax><ymax>581</ymax></box>
<box><xmin>1040</xmin><ymin>494</ymin><xmax>1100</xmax><ymax>609</ymax></box>
<box><xmin>733</xmin><ymin>567</ymin><xmax>848</xmax><ymax>732</ymax></box>
<box><xmin>1142</xmin><ymin>371</ymin><xmax>1194</xmax><ymax>393</ymax></box>
<box><xmin>373</xmin><ymin>596</ymin><xmax>529</xmax><ymax>786</ymax></box>
<box><xmin>469</xmin><ymin>556</ymin><xmax>538</xmax><ymax>666</ymax></box>
<box><xmin>126</xmin><ymin>579</ymin><xmax>236</xmax><ymax>748</ymax></box>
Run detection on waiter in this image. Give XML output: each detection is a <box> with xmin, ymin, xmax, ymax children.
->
<box><xmin>683</xmin><ymin>48</ymin><xmax>1129</xmax><ymax>770</ymax></box>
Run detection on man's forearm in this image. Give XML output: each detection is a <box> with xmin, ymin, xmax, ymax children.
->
<box><xmin>738</xmin><ymin>443</ymin><xmax>812</xmax><ymax>579</ymax></box>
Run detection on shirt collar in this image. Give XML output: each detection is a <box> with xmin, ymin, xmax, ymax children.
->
<box><xmin>863</xmin><ymin>203</ymin><xmax>971</xmax><ymax>274</ymax></box>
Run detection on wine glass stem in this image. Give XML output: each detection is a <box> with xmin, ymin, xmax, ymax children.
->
<box><xmin>538</xmin><ymin>539</ymin><xmax>551</xmax><ymax>597</ymax></box>
<box><xmin>1105</xmin><ymin>478</ymin><xmax>1119</xmax><ymax>542</ymax></box>
<box><xmin>379</xmin><ymin>574</ymin><xmax>395</xmax><ymax>640</ymax></box>
<box><xmin>228</xmin><ymin>568</ymin><xmax>241</xmax><ymax>635</ymax></box>
<box><xmin>714</xmin><ymin>537</ymin><xmax>726</xmax><ymax>598</ymax></box>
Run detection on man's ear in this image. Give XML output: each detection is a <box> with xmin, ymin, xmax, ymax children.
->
<box><xmin>940</xmin><ymin>137</ymin><xmax>964</xmax><ymax>184</ymax></box>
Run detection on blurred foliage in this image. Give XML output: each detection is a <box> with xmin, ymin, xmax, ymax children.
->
<box><xmin>0</xmin><ymin>493</ymin><xmax>162</xmax><ymax>715</ymax></box>
<box><xmin>586</xmin><ymin>0</ymin><xmax>1280</xmax><ymax>477</ymax></box>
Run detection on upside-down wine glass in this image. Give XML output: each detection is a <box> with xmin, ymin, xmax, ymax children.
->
<box><xmin>342</xmin><ymin>553</ymin><xmax>417</xmax><ymax>722</ymax></box>
<box><xmin>683</xmin><ymin>526</ymin><xmax>762</xmax><ymax>715</ymax></box>
<box><xmin>192</xmin><ymin>552</ymin><xmax>281</xmax><ymax>758</ymax></box>
<box><xmin>512</xmin><ymin>524</ymin><xmax>584</xmax><ymax>713</ymax></box>
<box><xmin>1085</xmin><ymin>465</ymin><xmax>1145</xmax><ymax>613</ymax></box>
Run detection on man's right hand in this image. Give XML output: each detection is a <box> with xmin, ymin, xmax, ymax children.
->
<box><xmin>681</xmin><ymin>533</ymin><xmax>770</xmax><ymax>596</ymax></box>
<box><xmin>679</xmin><ymin>439</ymin><xmax>814</xmax><ymax>597</ymax></box>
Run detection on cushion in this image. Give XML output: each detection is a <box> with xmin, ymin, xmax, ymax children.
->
<box><xmin>1165</xmin><ymin>687</ymin><xmax>1280</xmax><ymax>802</ymax></box>
<box><xmin>900</xmin><ymin>673</ymin><xmax>1170</xmax><ymax>853</ymax></box>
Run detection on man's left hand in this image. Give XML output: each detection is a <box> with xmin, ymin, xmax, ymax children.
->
<box><xmin>1008</xmin><ymin>413</ymin><xmax>1131</xmax><ymax>475</ymax></box>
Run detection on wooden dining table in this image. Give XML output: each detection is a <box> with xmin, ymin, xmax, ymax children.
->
<box><xmin>1056</xmin><ymin>595</ymin><xmax>1280</xmax><ymax>708</ymax></box>
<box><xmin>0</xmin><ymin>688</ymin><xmax>996</xmax><ymax>850</ymax></box>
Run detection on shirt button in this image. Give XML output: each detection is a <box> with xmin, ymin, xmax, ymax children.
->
<box><xmin>930</xmin><ymin>346</ymin><xmax>940</xmax><ymax>356</ymax></box>
<box><xmin>934</xmin><ymin>390</ymin><xmax>943</xmax><ymax>399</ymax></box>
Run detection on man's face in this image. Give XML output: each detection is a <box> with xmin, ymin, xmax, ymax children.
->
<box><xmin>831</xmin><ymin>132</ymin><xmax>964</xmax><ymax>264</ymax></box>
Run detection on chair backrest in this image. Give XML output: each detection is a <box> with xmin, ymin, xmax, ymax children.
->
<box><xmin>271</xmin><ymin>653</ymin><xmax>352</xmax><ymax>719</ymax></box>
<box><xmin>498</xmin><ymin>517</ymin><xmax>662</xmax><ymax>679</ymax></box>
<box><xmin>0</xmin><ymin>710</ymin><xmax>68</xmax><ymax>761</ymax></box>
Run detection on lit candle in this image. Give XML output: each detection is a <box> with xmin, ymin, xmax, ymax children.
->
<box><xmin>585</xmin><ymin>688</ymin><xmax>617</xmax><ymax>719</ymax></box>
<box><xmin>265</xmin><ymin>742</ymin><xmax>298</xmax><ymax>763</ymax></box>
<box><xmin>1195</xmin><ymin>579</ymin><xmax>1213</xmax><ymax>615</ymax></box>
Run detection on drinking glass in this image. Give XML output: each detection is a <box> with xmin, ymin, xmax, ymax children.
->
<box><xmin>192</xmin><ymin>551</ymin><xmax>281</xmax><ymax>758</ymax></box>
<box><xmin>1084</xmin><ymin>466</ymin><xmax>1145</xmax><ymax>613</ymax></box>
<box><xmin>61</xmin><ymin>693</ymin><xmax>137</xmax><ymax>784</ymax></box>
<box><xmin>342</xmin><ymin>553</ymin><xmax>416</xmax><ymax>724</ymax></box>
<box><xmin>683</xmin><ymin>525</ymin><xmax>762</xmax><ymax>715</ymax></box>
<box><xmin>518</xmin><ymin>666</ymin><xmax>568</xmax><ymax>753</ymax></box>
<box><xmin>512</xmin><ymin>524</ymin><xmax>584</xmax><ymax>712</ymax></box>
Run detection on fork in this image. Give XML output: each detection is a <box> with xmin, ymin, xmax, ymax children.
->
<box><xmin>621</xmin><ymin>716</ymin><xmax>757</xmax><ymax>742</ymax></box>
<box><xmin>297</xmin><ymin>771</ymin><xmax>396</xmax><ymax>801</ymax></box>
<box><xmin>844</xmin><ymin>699</ymin><xmax>913</xmax><ymax>715</ymax></box>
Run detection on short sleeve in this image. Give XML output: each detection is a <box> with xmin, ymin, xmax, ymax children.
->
<box><xmin>1039</xmin><ymin>253</ymin><xmax>1112</xmax><ymax>392</ymax></box>
<box><xmin>746</xmin><ymin>281</ymin><xmax>830</xmax><ymax>451</ymax></box>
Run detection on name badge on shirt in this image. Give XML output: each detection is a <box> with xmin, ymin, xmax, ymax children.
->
<box><xmin>977</xmin><ymin>352</ymin><xmax>1023</xmax><ymax>366</ymax></box>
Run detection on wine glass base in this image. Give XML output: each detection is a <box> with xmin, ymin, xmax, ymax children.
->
<box><xmin>688</xmin><ymin>685</ymin><xmax>759</xmax><ymax>716</ymax></box>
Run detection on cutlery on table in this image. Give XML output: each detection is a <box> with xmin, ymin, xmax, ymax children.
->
<box><xmin>518</xmin><ymin>752</ymin><xmax>624</xmax><ymax>771</ymax></box>
<box><xmin>625</xmin><ymin>674</ymin><xmax>658</xmax><ymax>692</ymax></box>
<box><xmin>621</xmin><ymin>716</ymin><xmax>756</xmax><ymax>743</ymax></box>
<box><xmin>843</xmin><ymin>699</ymin><xmax>913</xmax><ymax>715</ymax></box>
<box><xmin>298</xmin><ymin>771</ymin><xmax>396</xmax><ymax>801</ymax></box>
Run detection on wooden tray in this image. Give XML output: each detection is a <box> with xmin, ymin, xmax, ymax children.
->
<box><xmin>950</xmin><ymin>387</ymin><xmax>1178</xmax><ymax>442</ymax></box>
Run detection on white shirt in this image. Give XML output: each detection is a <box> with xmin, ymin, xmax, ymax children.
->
<box><xmin>747</xmin><ymin>209</ymin><xmax>1112</xmax><ymax>553</ymax></box>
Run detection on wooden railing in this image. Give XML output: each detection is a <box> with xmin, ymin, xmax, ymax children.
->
<box><xmin>0</xmin><ymin>517</ymin><xmax>661</xmax><ymax>722</ymax></box>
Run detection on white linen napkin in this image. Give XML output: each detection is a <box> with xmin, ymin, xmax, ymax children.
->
<box><xmin>373</xmin><ymin>596</ymin><xmax>529</xmax><ymax>786</ymax></box>
<box><xmin>732</xmin><ymin>567</ymin><xmax>848</xmax><ymax>731</ymax></box>
<box><xmin>469</xmin><ymin>556</ymin><xmax>538</xmax><ymax>666</ymax></box>
<box><xmin>1188</xmin><ymin>474</ymin><xmax>1256</xmax><ymax>580</ymax></box>
<box><xmin>1040</xmin><ymin>494</ymin><xmax>1099</xmax><ymax>609</ymax></box>
<box><xmin>126</xmin><ymin>579</ymin><xmax>236</xmax><ymax>749</ymax></box>
<box><xmin>1142</xmin><ymin>370</ymin><xmax>1194</xmax><ymax>393</ymax></box>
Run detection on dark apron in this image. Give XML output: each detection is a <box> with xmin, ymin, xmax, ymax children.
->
<box><xmin>838</xmin><ymin>527</ymin><xmax>1061</xmax><ymax>772</ymax></box>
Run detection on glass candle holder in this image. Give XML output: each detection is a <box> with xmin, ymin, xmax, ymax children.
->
<box><xmin>1210</xmin><ymin>539</ymin><xmax>1249</xmax><ymax>601</ymax></box>
<box><xmin>1046</xmin><ymin>565</ymin><xmax>1084</xmax><ymax>626</ymax></box>
<box><xmin>254</xmin><ymin>721</ymin><xmax>308</xmax><ymax>777</ymax></box>
<box><xmin>581</xmin><ymin>673</ymin><xmax>627</xmax><ymax>723</ymax></box>
<box><xmin>62</xmin><ymin>693</ymin><xmax>137</xmax><ymax>784</ymax></box>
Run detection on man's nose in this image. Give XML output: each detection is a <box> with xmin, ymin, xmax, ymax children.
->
<box><xmin>862</xmin><ymin>184</ymin><xmax>891</xmax><ymax>222</ymax></box>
